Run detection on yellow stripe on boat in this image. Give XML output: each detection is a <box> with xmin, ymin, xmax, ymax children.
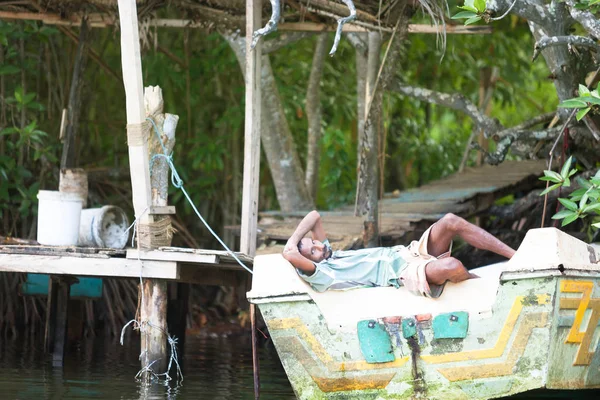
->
<box><xmin>421</xmin><ymin>294</ymin><xmax>549</xmax><ymax>364</ymax></box>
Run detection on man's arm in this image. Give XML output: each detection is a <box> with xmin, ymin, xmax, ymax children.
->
<box><xmin>282</xmin><ymin>210</ymin><xmax>326</xmax><ymax>274</ymax></box>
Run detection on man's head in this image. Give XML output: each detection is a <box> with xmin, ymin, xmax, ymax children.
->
<box><xmin>298</xmin><ymin>238</ymin><xmax>332</xmax><ymax>263</ymax></box>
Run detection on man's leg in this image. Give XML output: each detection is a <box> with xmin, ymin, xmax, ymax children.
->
<box><xmin>427</xmin><ymin>213</ymin><xmax>516</xmax><ymax>259</ymax></box>
<box><xmin>425</xmin><ymin>257</ymin><xmax>478</xmax><ymax>286</ymax></box>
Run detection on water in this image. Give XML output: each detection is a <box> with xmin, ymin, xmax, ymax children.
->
<box><xmin>1</xmin><ymin>333</ymin><xmax>599</xmax><ymax>399</ymax></box>
<box><xmin>0</xmin><ymin>333</ymin><xmax>295</xmax><ymax>399</ymax></box>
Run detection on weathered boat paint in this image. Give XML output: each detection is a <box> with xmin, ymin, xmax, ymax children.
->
<box><xmin>249</xmin><ymin>228</ymin><xmax>600</xmax><ymax>399</ymax></box>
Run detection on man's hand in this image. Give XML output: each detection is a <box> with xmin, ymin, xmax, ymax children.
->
<box><xmin>283</xmin><ymin>243</ymin><xmax>299</xmax><ymax>255</ymax></box>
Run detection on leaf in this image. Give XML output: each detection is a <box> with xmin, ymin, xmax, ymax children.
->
<box><xmin>580</xmin><ymin>192</ymin><xmax>589</xmax><ymax>209</ymax></box>
<box><xmin>464</xmin><ymin>16</ymin><xmax>482</xmax><ymax>25</ymax></box>
<box><xmin>558</xmin><ymin>99</ymin><xmax>588</xmax><ymax>108</ymax></box>
<box><xmin>0</xmin><ymin>65</ymin><xmax>19</xmax><ymax>75</ymax></box>
<box><xmin>540</xmin><ymin>176</ymin><xmax>560</xmax><ymax>182</ymax></box>
<box><xmin>540</xmin><ymin>183</ymin><xmax>562</xmax><ymax>196</ymax></box>
<box><xmin>577</xmin><ymin>176</ymin><xmax>592</xmax><ymax>188</ymax></box>
<box><xmin>474</xmin><ymin>0</ymin><xmax>486</xmax><ymax>12</ymax></box>
<box><xmin>568</xmin><ymin>168</ymin><xmax>577</xmax><ymax>177</ymax></box>
<box><xmin>543</xmin><ymin>170</ymin><xmax>563</xmax><ymax>183</ymax></box>
<box><xmin>583</xmin><ymin>203</ymin><xmax>600</xmax><ymax>213</ymax></box>
<box><xmin>552</xmin><ymin>209</ymin><xmax>576</xmax><ymax>219</ymax></box>
<box><xmin>0</xmin><ymin>127</ymin><xmax>17</xmax><ymax>136</ymax></box>
<box><xmin>584</xmin><ymin>96</ymin><xmax>600</xmax><ymax>105</ymax></box>
<box><xmin>562</xmin><ymin>213</ymin><xmax>580</xmax><ymax>226</ymax></box>
<box><xmin>570</xmin><ymin>188</ymin><xmax>587</xmax><ymax>201</ymax></box>
<box><xmin>593</xmin><ymin>222</ymin><xmax>600</xmax><ymax>229</ymax></box>
<box><xmin>579</xmin><ymin>84</ymin><xmax>591</xmax><ymax>96</ymax></box>
<box><xmin>563</xmin><ymin>177</ymin><xmax>571</xmax><ymax>187</ymax></box>
<box><xmin>576</xmin><ymin>107</ymin><xmax>592</xmax><ymax>121</ymax></box>
<box><xmin>458</xmin><ymin>5</ymin><xmax>479</xmax><ymax>12</ymax></box>
<box><xmin>22</xmin><ymin>92</ymin><xmax>35</xmax><ymax>105</ymax></box>
<box><xmin>451</xmin><ymin>11</ymin><xmax>478</xmax><ymax>19</ymax></box>
<box><xmin>559</xmin><ymin>198</ymin><xmax>578</xmax><ymax>211</ymax></box>
<box><xmin>560</xmin><ymin>156</ymin><xmax>573</xmax><ymax>178</ymax></box>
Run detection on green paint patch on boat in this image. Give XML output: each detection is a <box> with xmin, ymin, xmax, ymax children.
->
<box><xmin>402</xmin><ymin>317</ymin><xmax>417</xmax><ymax>338</ymax></box>
<box><xmin>432</xmin><ymin>311</ymin><xmax>469</xmax><ymax>339</ymax></box>
<box><xmin>357</xmin><ymin>320</ymin><xmax>395</xmax><ymax>363</ymax></box>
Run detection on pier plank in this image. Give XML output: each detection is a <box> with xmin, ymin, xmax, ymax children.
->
<box><xmin>0</xmin><ymin>254</ymin><xmax>179</xmax><ymax>279</ymax></box>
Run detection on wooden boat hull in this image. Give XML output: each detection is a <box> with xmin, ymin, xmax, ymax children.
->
<box><xmin>249</xmin><ymin>228</ymin><xmax>600</xmax><ymax>399</ymax></box>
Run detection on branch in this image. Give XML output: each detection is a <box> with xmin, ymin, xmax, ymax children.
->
<box><xmin>388</xmin><ymin>81</ymin><xmax>504</xmax><ymax>136</ymax></box>
<box><xmin>252</xmin><ymin>0</ymin><xmax>281</xmax><ymax>48</ymax></box>
<box><xmin>486</xmin><ymin>0</ymin><xmax>551</xmax><ymax>27</ymax></box>
<box><xmin>475</xmin><ymin>127</ymin><xmax>562</xmax><ymax>165</ymax></box>
<box><xmin>262</xmin><ymin>31</ymin><xmax>314</xmax><ymax>54</ymax></box>
<box><xmin>329</xmin><ymin>0</ymin><xmax>357</xmax><ymax>55</ymax></box>
<box><xmin>533</xmin><ymin>35</ymin><xmax>600</xmax><ymax>61</ymax></box>
<box><xmin>507</xmin><ymin>112</ymin><xmax>556</xmax><ymax>132</ymax></box>
<box><xmin>565</xmin><ymin>0</ymin><xmax>600</xmax><ymax>38</ymax></box>
<box><xmin>489</xmin><ymin>0</ymin><xmax>519</xmax><ymax>21</ymax></box>
<box><xmin>345</xmin><ymin>32</ymin><xmax>368</xmax><ymax>56</ymax></box>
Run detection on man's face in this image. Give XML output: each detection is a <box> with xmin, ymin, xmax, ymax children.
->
<box><xmin>299</xmin><ymin>238</ymin><xmax>331</xmax><ymax>263</ymax></box>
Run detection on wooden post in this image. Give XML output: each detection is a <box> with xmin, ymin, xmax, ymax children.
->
<box><xmin>52</xmin><ymin>278</ymin><xmax>70</xmax><ymax>365</ymax></box>
<box><xmin>117</xmin><ymin>0</ymin><xmax>153</xmax><ymax>227</ymax></box>
<box><xmin>45</xmin><ymin>276</ymin><xmax>77</xmax><ymax>365</ymax></box>
<box><xmin>240</xmin><ymin>0</ymin><xmax>262</xmax><ymax>258</ymax></box>
<box><xmin>117</xmin><ymin>0</ymin><xmax>166</xmax><ymax>380</ymax></box>
<box><xmin>243</xmin><ymin>0</ymin><xmax>262</xmax><ymax>398</ymax></box>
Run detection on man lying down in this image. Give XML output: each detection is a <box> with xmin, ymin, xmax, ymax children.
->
<box><xmin>282</xmin><ymin>211</ymin><xmax>515</xmax><ymax>298</ymax></box>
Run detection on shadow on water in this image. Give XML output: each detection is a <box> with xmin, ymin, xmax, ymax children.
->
<box><xmin>0</xmin><ymin>332</ymin><xmax>295</xmax><ymax>399</ymax></box>
<box><xmin>1</xmin><ymin>332</ymin><xmax>599</xmax><ymax>399</ymax></box>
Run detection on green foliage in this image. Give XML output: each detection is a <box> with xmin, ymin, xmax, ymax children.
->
<box><xmin>0</xmin><ymin>21</ymin><xmax>59</xmax><ymax>237</ymax></box>
<box><xmin>557</xmin><ymin>83</ymin><xmax>600</xmax><ymax>121</ymax></box>
<box><xmin>319</xmin><ymin>127</ymin><xmax>356</xmax><ymax>208</ymax></box>
<box><xmin>538</xmin><ymin>157</ymin><xmax>600</xmax><ymax>228</ymax></box>
<box><xmin>452</xmin><ymin>0</ymin><xmax>487</xmax><ymax>24</ymax></box>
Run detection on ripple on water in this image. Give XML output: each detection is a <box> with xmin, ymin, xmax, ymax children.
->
<box><xmin>0</xmin><ymin>333</ymin><xmax>295</xmax><ymax>399</ymax></box>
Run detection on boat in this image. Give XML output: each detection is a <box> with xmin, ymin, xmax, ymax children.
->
<box><xmin>247</xmin><ymin>228</ymin><xmax>600</xmax><ymax>399</ymax></box>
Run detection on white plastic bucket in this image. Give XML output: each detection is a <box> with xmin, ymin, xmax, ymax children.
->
<box><xmin>37</xmin><ymin>190</ymin><xmax>83</xmax><ymax>246</ymax></box>
<box><xmin>78</xmin><ymin>206</ymin><xmax>129</xmax><ymax>249</ymax></box>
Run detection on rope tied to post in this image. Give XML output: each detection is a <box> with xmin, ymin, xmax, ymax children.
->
<box><xmin>126</xmin><ymin>120</ymin><xmax>151</xmax><ymax>146</ymax></box>
<box><xmin>146</xmin><ymin>117</ymin><xmax>253</xmax><ymax>275</ymax></box>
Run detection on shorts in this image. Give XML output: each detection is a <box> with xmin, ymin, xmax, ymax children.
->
<box><xmin>394</xmin><ymin>223</ymin><xmax>452</xmax><ymax>298</ymax></box>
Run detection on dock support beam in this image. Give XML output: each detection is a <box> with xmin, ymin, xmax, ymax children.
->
<box><xmin>117</xmin><ymin>0</ymin><xmax>167</xmax><ymax>379</ymax></box>
<box><xmin>45</xmin><ymin>276</ymin><xmax>77</xmax><ymax>365</ymax></box>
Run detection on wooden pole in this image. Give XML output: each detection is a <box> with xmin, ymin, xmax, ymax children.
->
<box><xmin>117</xmin><ymin>0</ymin><xmax>167</xmax><ymax>380</ymax></box>
<box><xmin>243</xmin><ymin>0</ymin><xmax>262</xmax><ymax>397</ymax></box>
<box><xmin>240</xmin><ymin>0</ymin><xmax>262</xmax><ymax>258</ymax></box>
<box><xmin>117</xmin><ymin>0</ymin><xmax>153</xmax><ymax>227</ymax></box>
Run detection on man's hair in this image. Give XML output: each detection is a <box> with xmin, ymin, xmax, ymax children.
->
<box><xmin>297</xmin><ymin>240</ymin><xmax>303</xmax><ymax>253</ymax></box>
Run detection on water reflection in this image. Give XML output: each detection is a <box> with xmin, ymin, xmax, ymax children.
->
<box><xmin>0</xmin><ymin>333</ymin><xmax>295</xmax><ymax>399</ymax></box>
<box><xmin>2</xmin><ymin>332</ymin><xmax>598</xmax><ymax>399</ymax></box>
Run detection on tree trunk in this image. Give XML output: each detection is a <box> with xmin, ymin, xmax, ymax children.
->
<box><xmin>224</xmin><ymin>34</ymin><xmax>314</xmax><ymax>212</ymax></box>
<box><xmin>60</xmin><ymin>18</ymin><xmax>89</xmax><ymax>170</ymax></box>
<box><xmin>355</xmin><ymin>34</ymin><xmax>368</xmax><ymax>160</ymax></box>
<box><xmin>305</xmin><ymin>34</ymin><xmax>328</xmax><ymax>202</ymax></box>
<box><xmin>528</xmin><ymin>4</ymin><xmax>587</xmax><ymax>116</ymax></box>
<box><xmin>357</xmin><ymin>32</ymin><xmax>382</xmax><ymax>247</ymax></box>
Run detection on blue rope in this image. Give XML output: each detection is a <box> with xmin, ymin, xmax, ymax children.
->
<box><xmin>146</xmin><ymin>118</ymin><xmax>253</xmax><ymax>275</ymax></box>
